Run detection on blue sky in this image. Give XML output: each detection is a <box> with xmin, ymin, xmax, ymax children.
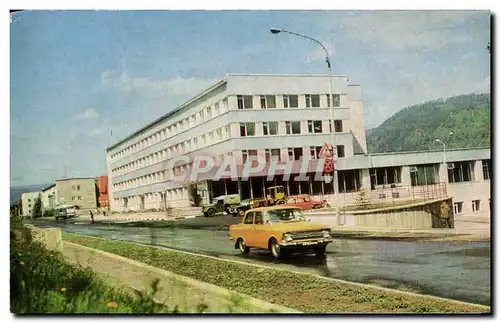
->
<box><xmin>10</xmin><ymin>10</ymin><xmax>490</xmax><ymax>186</ymax></box>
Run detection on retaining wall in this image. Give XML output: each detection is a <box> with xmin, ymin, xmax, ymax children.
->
<box><xmin>305</xmin><ymin>198</ymin><xmax>454</xmax><ymax>230</ymax></box>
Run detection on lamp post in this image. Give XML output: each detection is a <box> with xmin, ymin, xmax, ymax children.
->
<box><xmin>270</xmin><ymin>28</ymin><xmax>341</xmax><ymax>224</ymax></box>
<box><xmin>435</xmin><ymin>139</ymin><xmax>446</xmax><ymax>165</ymax></box>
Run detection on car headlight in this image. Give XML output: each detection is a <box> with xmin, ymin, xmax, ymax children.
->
<box><xmin>322</xmin><ymin>230</ymin><xmax>331</xmax><ymax>238</ymax></box>
<box><xmin>283</xmin><ymin>233</ymin><xmax>293</xmax><ymax>242</ymax></box>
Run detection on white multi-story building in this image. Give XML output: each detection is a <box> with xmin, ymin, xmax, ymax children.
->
<box><xmin>21</xmin><ymin>191</ymin><xmax>41</xmax><ymax>217</ymax></box>
<box><xmin>106</xmin><ymin>74</ymin><xmax>491</xmax><ymax>217</ymax></box>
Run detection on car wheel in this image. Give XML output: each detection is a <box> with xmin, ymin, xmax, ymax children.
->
<box><xmin>269</xmin><ymin>238</ymin><xmax>282</xmax><ymax>260</ymax></box>
<box><xmin>314</xmin><ymin>245</ymin><xmax>327</xmax><ymax>256</ymax></box>
<box><xmin>276</xmin><ymin>200</ymin><xmax>285</xmax><ymax>205</ymax></box>
<box><xmin>207</xmin><ymin>208</ymin><xmax>216</xmax><ymax>217</ymax></box>
<box><xmin>238</xmin><ymin>209</ymin><xmax>245</xmax><ymax>217</ymax></box>
<box><xmin>237</xmin><ymin>238</ymin><xmax>250</xmax><ymax>254</ymax></box>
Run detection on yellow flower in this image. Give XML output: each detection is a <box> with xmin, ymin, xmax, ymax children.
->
<box><xmin>107</xmin><ymin>301</ymin><xmax>118</xmax><ymax>308</ymax></box>
<box><xmin>60</xmin><ymin>287</ymin><xmax>66</xmax><ymax>292</ymax></box>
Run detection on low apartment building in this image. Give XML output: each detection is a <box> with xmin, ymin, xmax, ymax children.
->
<box><xmin>55</xmin><ymin>177</ymin><xmax>97</xmax><ymax>209</ymax></box>
<box><xmin>41</xmin><ymin>183</ymin><xmax>57</xmax><ymax>212</ymax></box>
<box><xmin>21</xmin><ymin>191</ymin><xmax>41</xmax><ymax>217</ymax></box>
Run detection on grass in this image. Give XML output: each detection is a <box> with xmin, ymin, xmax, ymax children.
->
<box><xmin>10</xmin><ymin>219</ymin><xmax>194</xmax><ymax>314</ymax></box>
<box><xmin>62</xmin><ymin>232</ymin><xmax>489</xmax><ymax>314</ymax></box>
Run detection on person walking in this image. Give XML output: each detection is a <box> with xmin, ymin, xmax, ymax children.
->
<box><xmin>89</xmin><ymin>210</ymin><xmax>94</xmax><ymax>224</ymax></box>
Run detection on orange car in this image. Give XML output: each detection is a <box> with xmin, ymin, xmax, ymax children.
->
<box><xmin>229</xmin><ymin>205</ymin><xmax>332</xmax><ymax>259</ymax></box>
<box><xmin>285</xmin><ymin>194</ymin><xmax>325</xmax><ymax>210</ymax></box>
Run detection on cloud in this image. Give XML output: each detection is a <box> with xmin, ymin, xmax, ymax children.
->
<box><xmin>74</xmin><ymin>108</ymin><xmax>99</xmax><ymax>120</ymax></box>
<box><xmin>100</xmin><ymin>70</ymin><xmax>217</xmax><ymax>98</ymax></box>
<box><xmin>335</xmin><ymin>10</ymin><xmax>484</xmax><ymax>51</ymax></box>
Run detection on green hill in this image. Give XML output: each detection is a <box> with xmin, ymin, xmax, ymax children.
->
<box><xmin>366</xmin><ymin>93</ymin><xmax>491</xmax><ymax>153</ymax></box>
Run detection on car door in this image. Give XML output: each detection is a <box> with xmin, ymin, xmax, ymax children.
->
<box><xmin>241</xmin><ymin>212</ymin><xmax>255</xmax><ymax>246</ymax></box>
<box><xmin>252</xmin><ymin>212</ymin><xmax>268</xmax><ymax>249</ymax></box>
<box><xmin>286</xmin><ymin>197</ymin><xmax>297</xmax><ymax>207</ymax></box>
<box><xmin>301</xmin><ymin>196</ymin><xmax>313</xmax><ymax>210</ymax></box>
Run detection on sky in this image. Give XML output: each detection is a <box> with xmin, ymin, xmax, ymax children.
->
<box><xmin>10</xmin><ymin>10</ymin><xmax>491</xmax><ymax>186</ymax></box>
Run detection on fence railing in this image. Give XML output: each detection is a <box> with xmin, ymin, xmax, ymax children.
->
<box><xmin>316</xmin><ymin>182</ymin><xmax>448</xmax><ymax>207</ymax></box>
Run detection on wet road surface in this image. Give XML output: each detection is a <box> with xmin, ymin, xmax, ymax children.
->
<box><xmin>29</xmin><ymin>218</ymin><xmax>491</xmax><ymax>305</ymax></box>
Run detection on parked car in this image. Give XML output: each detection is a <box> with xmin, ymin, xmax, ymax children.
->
<box><xmin>54</xmin><ymin>204</ymin><xmax>77</xmax><ymax>220</ymax></box>
<box><xmin>284</xmin><ymin>194</ymin><xmax>325</xmax><ymax>210</ymax></box>
<box><xmin>203</xmin><ymin>194</ymin><xmax>242</xmax><ymax>217</ymax></box>
<box><xmin>229</xmin><ymin>205</ymin><xmax>332</xmax><ymax>259</ymax></box>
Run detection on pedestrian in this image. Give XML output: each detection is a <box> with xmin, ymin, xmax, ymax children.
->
<box><xmin>90</xmin><ymin>210</ymin><xmax>94</xmax><ymax>224</ymax></box>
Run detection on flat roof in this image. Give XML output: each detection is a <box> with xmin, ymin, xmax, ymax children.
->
<box><xmin>56</xmin><ymin>177</ymin><xmax>96</xmax><ymax>182</ymax></box>
<box><xmin>367</xmin><ymin>146</ymin><xmax>489</xmax><ymax>156</ymax></box>
<box><xmin>41</xmin><ymin>183</ymin><xmax>56</xmax><ymax>192</ymax></box>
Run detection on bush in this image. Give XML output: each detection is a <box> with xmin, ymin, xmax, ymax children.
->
<box><xmin>43</xmin><ymin>209</ymin><xmax>55</xmax><ymax>217</ymax></box>
<box><xmin>32</xmin><ymin>196</ymin><xmax>42</xmax><ymax>218</ymax></box>
<box><xmin>10</xmin><ymin>221</ymin><xmax>180</xmax><ymax>314</ymax></box>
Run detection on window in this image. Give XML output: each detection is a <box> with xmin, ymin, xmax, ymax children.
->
<box><xmin>254</xmin><ymin>212</ymin><xmax>264</xmax><ymax>224</ymax></box>
<box><xmin>305</xmin><ymin>94</ymin><xmax>320</xmax><ymax>108</ymax></box>
<box><xmin>77</xmin><ymin>196</ymin><xmax>82</xmax><ymax>200</ymax></box>
<box><xmin>337</xmin><ymin>145</ymin><xmax>345</xmax><ymax>158</ymax></box>
<box><xmin>28</xmin><ymin>199</ymin><xmax>31</xmax><ymax>202</ymax></box>
<box><xmin>265</xmin><ymin>149</ymin><xmax>271</xmax><ymax>162</ymax></box>
<box><xmin>338</xmin><ymin>170</ymin><xmax>361</xmax><ymax>193</ymax></box>
<box><xmin>244</xmin><ymin>213</ymin><xmax>254</xmax><ymax>224</ymax></box>
<box><xmin>472</xmin><ymin>200</ymin><xmax>480</xmax><ymax>212</ymax></box>
<box><xmin>308</xmin><ymin>120</ymin><xmax>323</xmax><ymax>134</ymax></box>
<box><xmin>260</xmin><ymin>95</ymin><xmax>276</xmax><ymax>109</ymax></box>
<box><xmin>410</xmin><ymin>164</ymin><xmax>439</xmax><ymax>186</ymax></box>
<box><xmin>288</xmin><ymin>147</ymin><xmax>303</xmax><ymax>161</ymax></box>
<box><xmin>237</xmin><ymin>95</ymin><xmax>253</xmax><ymax>109</ymax></box>
<box><xmin>286</xmin><ymin>121</ymin><xmax>301</xmax><ymax>135</ymax></box>
<box><xmin>448</xmin><ymin>161</ymin><xmax>474</xmax><ymax>183</ymax></box>
<box><xmin>327</xmin><ymin>94</ymin><xmax>341</xmax><ymax>107</ymax></box>
<box><xmin>310</xmin><ymin>146</ymin><xmax>322</xmax><ymax>159</ymax></box>
<box><xmin>240</xmin><ymin>122</ymin><xmax>255</xmax><ymax>137</ymax></box>
<box><xmin>482</xmin><ymin>160</ymin><xmax>490</xmax><ymax>180</ymax></box>
<box><xmin>242</xmin><ymin>150</ymin><xmax>257</xmax><ymax>164</ymax></box>
<box><xmin>283</xmin><ymin>95</ymin><xmax>299</xmax><ymax>108</ymax></box>
<box><xmin>263</xmin><ymin>121</ymin><xmax>278</xmax><ymax>135</ymax></box>
<box><xmin>370</xmin><ymin>167</ymin><xmax>402</xmax><ymax>189</ymax></box>
<box><xmin>207</xmin><ymin>106</ymin><xmax>212</xmax><ymax>119</ymax></box>
<box><xmin>214</xmin><ymin>102</ymin><xmax>220</xmax><ymax>115</ymax></box>
<box><xmin>271</xmin><ymin>149</ymin><xmax>281</xmax><ymax>162</ymax></box>
<box><xmin>454</xmin><ymin>202</ymin><xmax>463</xmax><ymax>215</ymax></box>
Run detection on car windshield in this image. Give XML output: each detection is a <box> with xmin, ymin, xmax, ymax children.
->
<box><xmin>265</xmin><ymin>208</ymin><xmax>305</xmax><ymax>222</ymax></box>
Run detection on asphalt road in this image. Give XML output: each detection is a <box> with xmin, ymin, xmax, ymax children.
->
<box><xmin>29</xmin><ymin>217</ymin><xmax>491</xmax><ymax>306</ymax></box>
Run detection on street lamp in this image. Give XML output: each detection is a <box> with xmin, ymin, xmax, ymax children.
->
<box><xmin>270</xmin><ymin>28</ymin><xmax>341</xmax><ymax>224</ymax></box>
<box><xmin>435</xmin><ymin>139</ymin><xmax>446</xmax><ymax>165</ymax></box>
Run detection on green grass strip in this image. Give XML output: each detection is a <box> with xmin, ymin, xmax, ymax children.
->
<box><xmin>62</xmin><ymin>232</ymin><xmax>489</xmax><ymax>314</ymax></box>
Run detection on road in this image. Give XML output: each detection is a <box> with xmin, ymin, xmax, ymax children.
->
<box><xmin>29</xmin><ymin>217</ymin><xmax>491</xmax><ymax>306</ymax></box>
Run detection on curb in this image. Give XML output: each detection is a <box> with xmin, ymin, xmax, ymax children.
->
<box><xmin>100</xmin><ymin>214</ymin><xmax>203</xmax><ymax>224</ymax></box>
<box><xmin>63</xmin><ymin>241</ymin><xmax>300</xmax><ymax>313</ymax></box>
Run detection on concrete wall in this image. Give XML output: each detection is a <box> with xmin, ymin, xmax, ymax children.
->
<box><xmin>305</xmin><ymin>198</ymin><xmax>454</xmax><ymax>230</ymax></box>
<box><xmin>56</xmin><ymin>178</ymin><xmax>97</xmax><ymax>209</ymax></box>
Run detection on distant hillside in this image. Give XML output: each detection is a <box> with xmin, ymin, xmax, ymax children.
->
<box><xmin>10</xmin><ymin>184</ymin><xmax>48</xmax><ymax>206</ymax></box>
<box><xmin>367</xmin><ymin>93</ymin><xmax>491</xmax><ymax>153</ymax></box>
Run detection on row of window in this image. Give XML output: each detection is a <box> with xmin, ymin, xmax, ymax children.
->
<box><xmin>240</xmin><ymin>120</ymin><xmax>344</xmax><ymax>137</ymax></box>
<box><xmin>241</xmin><ymin>146</ymin><xmax>346</xmax><ymax>163</ymax></box>
<box><xmin>111</xmin><ymin>98</ymin><xmax>230</xmax><ymax>161</ymax></box>
<box><xmin>112</xmin><ymin>125</ymin><xmax>231</xmax><ymax>177</ymax></box>
<box><xmin>237</xmin><ymin>94</ymin><xmax>341</xmax><ymax>110</ymax></box>
<box><xmin>71</xmin><ymin>196</ymin><xmax>82</xmax><ymax>201</ymax></box>
<box><xmin>454</xmin><ymin>199</ymin><xmax>490</xmax><ymax>214</ymax></box>
<box><xmin>111</xmin><ymin>93</ymin><xmax>345</xmax><ymax>162</ymax></box>
<box><xmin>119</xmin><ymin>187</ymin><xmax>189</xmax><ymax>209</ymax></box>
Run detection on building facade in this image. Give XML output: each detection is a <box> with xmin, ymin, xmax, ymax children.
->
<box><xmin>21</xmin><ymin>191</ymin><xmax>41</xmax><ymax>217</ymax></box>
<box><xmin>97</xmin><ymin>175</ymin><xmax>110</xmax><ymax>207</ymax></box>
<box><xmin>41</xmin><ymin>183</ymin><xmax>57</xmax><ymax>212</ymax></box>
<box><xmin>105</xmin><ymin>74</ymin><xmax>491</xmax><ymax>217</ymax></box>
<box><xmin>55</xmin><ymin>178</ymin><xmax>97</xmax><ymax>209</ymax></box>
